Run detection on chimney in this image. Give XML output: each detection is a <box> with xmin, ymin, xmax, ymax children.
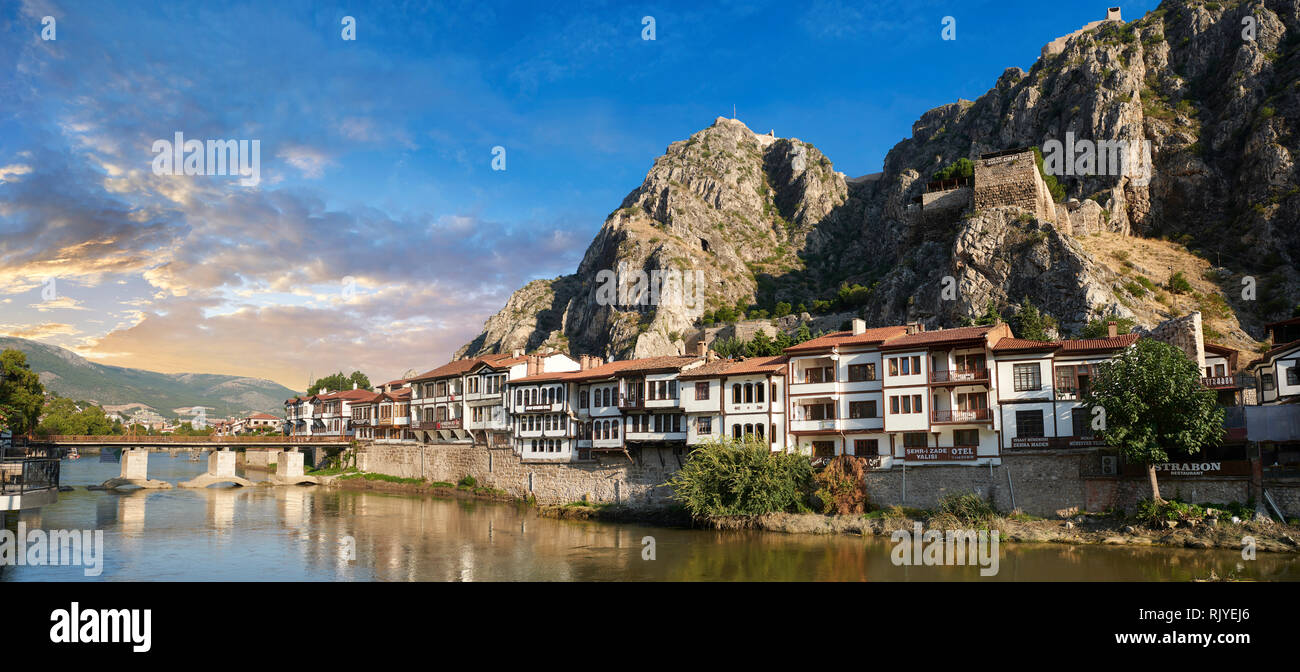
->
<box><xmin>512</xmin><ymin>348</ymin><xmax>523</xmax><ymax>358</ymax></box>
<box><xmin>906</xmin><ymin>322</ymin><xmax>924</xmax><ymax>335</ymax></box>
<box><xmin>695</xmin><ymin>340</ymin><xmax>708</xmax><ymax>357</ymax></box>
<box><xmin>353</xmin><ymin>382</ymin><xmax>358</xmax><ymax>390</ymax></box>
<box><xmin>706</xmin><ymin>349</ymin><xmax>718</xmax><ymax>363</ymax></box>
<box><xmin>1107</xmin><ymin>321</ymin><xmax>1118</xmax><ymax>338</ymax></box>
<box><xmin>851</xmin><ymin>318</ymin><xmax>866</xmax><ymax>335</ymax></box>
<box><xmin>580</xmin><ymin>355</ymin><xmax>591</xmax><ymax>370</ymax></box>
<box><xmin>526</xmin><ymin>356</ymin><xmax>539</xmax><ymax>377</ymax></box>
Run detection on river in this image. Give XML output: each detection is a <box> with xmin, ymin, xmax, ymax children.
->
<box><xmin>3</xmin><ymin>453</ymin><xmax>1298</xmax><ymax>581</ymax></box>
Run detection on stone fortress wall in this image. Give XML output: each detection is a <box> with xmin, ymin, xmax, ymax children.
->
<box><xmin>972</xmin><ymin>149</ymin><xmax>1058</xmax><ymax>224</ymax></box>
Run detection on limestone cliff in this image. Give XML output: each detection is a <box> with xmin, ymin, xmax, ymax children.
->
<box><xmin>459</xmin><ymin>0</ymin><xmax>1298</xmax><ymax>360</ymax></box>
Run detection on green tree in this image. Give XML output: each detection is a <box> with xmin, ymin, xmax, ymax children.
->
<box><xmin>1166</xmin><ymin>271</ymin><xmax>1192</xmax><ymax>294</ymax></box>
<box><xmin>37</xmin><ymin>397</ymin><xmax>115</xmax><ymax>436</ymax></box>
<box><xmin>772</xmin><ymin>302</ymin><xmax>792</xmax><ymax>318</ymax></box>
<box><xmin>974</xmin><ymin>300</ymin><xmax>1001</xmax><ymax>326</ymax></box>
<box><xmin>713</xmin><ymin>306</ymin><xmax>738</xmax><ymax>324</ymax></box>
<box><xmin>1084</xmin><ymin>339</ymin><xmax>1224</xmax><ymax>503</ymax></box>
<box><xmin>1081</xmin><ymin>317</ymin><xmax>1137</xmax><ymax>339</ymax></box>
<box><xmin>0</xmin><ymin>349</ymin><xmax>45</xmax><ymax>434</ymax></box>
<box><xmin>1011</xmin><ymin>296</ymin><xmax>1052</xmax><ymax>341</ymax></box>
<box><xmin>932</xmin><ymin>157</ymin><xmax>974</xmax><ymax>181</ymax></box>
<box><xmin>308</xmin><ymin>370</ymin><xmax>371</xmax><ymax>395</ymax></box>
<box><xmin>746</xmin><ymin>331</ymin><xmax>776</xmax><ymax>357</ymax></box>
<box><xmin>774</xmin><ymin>331</ymin><xmax>793</xmax><ymax>352</ymax></box>
<box><xmin>666</xmin><ymin>436</ymin><xmax>813</xmax><ymax>517</ymax></box>
<box><xmin>793</xmin><ymin>323</ymin><xmax>813</xmax><ymax>345</ymax></box>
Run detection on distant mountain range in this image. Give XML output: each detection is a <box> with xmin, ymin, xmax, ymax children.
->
<box><xmin>0</xmin><ymin>337</ymin><xmax>297</xmax><ymax>420</ymax></box>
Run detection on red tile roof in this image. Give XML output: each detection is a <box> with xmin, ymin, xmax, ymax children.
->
<box><xmin>510</xmin><ymin>356</ymin><xmax>701</xmax><ymax>384</ymax></box>
<box><xmin>992</xmin><ymin>338</ymin><xmax>1062</xmax><ymax>352</ymax></box>
<box><xmin>721</xmin><ymin>355</ymin><xmax>789</xmax><ymax>376</ymax></box>
<box><xmin>878</xmin><ymin>325</ymin><xmax>1000</xmax><ymax>350</ymax></box>
<box><xmin>783</xmin><ymin>326</ymin><xmax>910</xmax><ymax>353</ymax></box>
<box><xmin>408</xmin><ymin>353</ymin><xmax>518</xmax><ymax>382</ymax></box>
<box><xmin>678</xmin><ymin>359</ymin><xmax>739</xmax><ymax>379</ymax></box>
<box><xmin>1056</xmin><ymin>333</ymin><xmax>1140</xmax><ymax>353</ymax></box>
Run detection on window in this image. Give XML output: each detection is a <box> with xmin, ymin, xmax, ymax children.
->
<box><xmin>695</xmin><ymin>382</ymin><xmax>709</xmax><ymax>400</ymax></box>
<box><xmin>1288</xmin><ymin>366</ymin><xmax>1299</xmax><ymax>387</ymax></box>
<box><xmin>953</xmin><ymin>429</ymin><xmax>979</xmax><ymax>447</ymax></box>
<box><xmin>902</xmin><ymin>433</ymin><xmax>928</xmax><ymax>448</ymax></box>
<box><xmin>732</xmin><ymin>384</ymin><xmax>742</xmax><ymax>403</ymax></box>
<box><xmin>580</xmin><ymin>390</ymin><xmax>589</xmax><ymax>409</ymax></box>
<box><xmin>1072</xmin><ymin>407</ymin><xmax>1095</xmax><ymax>438</ymax></box>
<box><xmin>1262</xmin><ymin>374</ymin><xmax>1276</xmax><ymax>392</ymax></box>
<box><xmin>1016</xmin><ymin>410</ymin><xmax>1045</xmax><ymax>438</ymax></box>
<box><xmin>802</xmin><ymin>402</ymin><xmax>834</xmax><ymax>420</ymax></box>
<box><xmin>849</xmin><ymin>400</ymin><xmax>877</xmax><ymax>419</ymax></box>
<box><xmin>812</xmin><ymin>441</ymin><xmax>836</xmax><ymax>457</ymax></box>
<box><xmin>853</xmin><ymin>439</ymin><xmax>879</xmax><ymax>456</ymax></box>
<box><xmin>755</xmin><ymin>383</ymin><xmax>765</xmax><ymax>403</ymax></box>
<box><xmin>733</xmin><ymin>424</ymin><xmax>742</xmax><ymax>439</ymax></box>
<box><xmin>744</xmin><ymin>383</ymin><xmax>754</xmax><ymax>404</ymax></box>
<box><xmin>888</xmin><ymin>358</ymin><xmax>898</xmax><ymax>376</ymax></box>
<box><xmin>669</xmin><ymin>380</ymin><xmax>677</xmax><ymax>399</ymax></box>
<box><xmin>890</xmin><ymin>396</ymin><xmax>899</xmax><ymax>414</ymax></box>
<box><xmin>770</xmin><ymin>382</ymin><xmax>779</xmax><ymax>403</ymax></box>
<box><xmin>697</xmin><ymin>417</ymin><xmax>712</xmax><ymax>435</ymax></box>
<box><xmin>848</xmin><ymin>364</ymin><xmax>877</xmax><ymax>382</ymax></box>
<box><xmin>1013</xmin><ymin>363</ymin><xmax>1042</xmax><ymax>391</ymax></box>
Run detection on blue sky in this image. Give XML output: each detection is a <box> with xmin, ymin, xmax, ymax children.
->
<box><xmin>0</xmin><ymin>0</ymin><xmax>1162</xmax><ymax>391</ymax></box>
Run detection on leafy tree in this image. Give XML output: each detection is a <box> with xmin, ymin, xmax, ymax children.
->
<box><xmin>974</xmin><ymin>300</ymin><xmax>1001</xmax><ymax>326</ymax></box>
<box><xmin>932</xmin><ymin>157</ymin><xmax>974</xmax><ymax>181</ymax></box>
<box><xmin>774</xmin><ymin>331</ymin><xmax>793</xmax><ymax>352</ymax></box>
<box><xmin>772</xmin><ymin>302</ymin><xmax>792</xmax><ymax>318</ymax></box>
<box><xmin>793</xmin><ymin>323</ymin><xmax>813</xmax><ymax>345</ymax></box>
<box><xmin>1084</xmin><ymin>339</ymin><xmax>1224</xmax><ymax>503</ymax></box>
<box><xmin>37</xmin><ymin>397</ymin><xmax>114</xmax><ymax>436</ymax></box>
<box><xmin>1011</xmin><ymin>296</ymin><xmax>1053</xmax><ymax>341</ymax></box>
<box><xmin>746</xmin><ymin>331</ymin><xmax>777</xmax><ymax>357</ymax></box>
<box><xmin>308</xmin><ymin>371</ymin><xmax>371</xmax><ymax>395</ymax></box>
<box><xmin>835</xmin><ymin>282</ymin><xmax>872</xmax><ymax>310</ymax></box>
<box><xmin>713</xmin><ymin>306</ymin><xmax>738</xmax><ymax>324</ymax></box>
<box><xmin>795</xmin><ymin>303</ymin><xmax>807</xmax><ymax>315</ymax></box>
<box><xmin>1166</xmin><ymin>271</ymin><xmax>1192</xmax><ymax>294</ymax></box>
<box><xmin>1081</xmin><ymin>317</ymin><xmax>1137</xmax><ymax>339</ymax></box>
<box><xmin>666</xmin><ymin>436</ymin><xmax>813</xmax><ymax>517</ymax></box>
<box><xmin>0</xmin><ymin>349</ymin><xmax>45</xmax><ymax>434</ymax></box>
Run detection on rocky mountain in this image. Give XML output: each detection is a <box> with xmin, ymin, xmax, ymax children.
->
<box><xmin>459</xmin><ymin>0</ymin><xmax>1298</xmax><ymax>361</ymax></box>
<box><xmin>0</xmin><ymin>337</ymin><xmax>297</xmax><ymax>420</ymax></box>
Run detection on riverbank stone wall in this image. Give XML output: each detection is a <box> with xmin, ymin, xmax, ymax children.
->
<box><xmin>357</xmin><ymin>443</ymin><xmax>680</xmax><ymax>506</ymax></box>
<box><xmin>355</xmin><ymin>443</ymin><xmax>1289</xmax><ymax>518</ymax></box>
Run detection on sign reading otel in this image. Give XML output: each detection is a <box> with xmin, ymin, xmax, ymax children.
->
<box><xmin>905</xmin><ymin>445</ymin><xmax>977</xmax><ymax>462</ymax></box>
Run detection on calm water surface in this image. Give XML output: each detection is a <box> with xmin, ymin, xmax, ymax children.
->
<box><xmin>3</xmin><ymin>453</ymin><xmax>1298</xmax><ymax>581</ymax></box>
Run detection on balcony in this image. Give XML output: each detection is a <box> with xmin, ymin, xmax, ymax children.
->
<box><xmin>618</xmin><ymin>394</ymin><xmax>644</xmax><ymax>410</ymax></box>
<box><xmin>931</xmin><ymin>408</ymin><xmax>993</xmax><ymax>424</ymax></box>
<box><xmin>790</xmin><ymin>418</ymin><xmax>838</xmax><ymax>432</ymax></box>
<box><xmin>1</xmin><ymin>456</ymin><xmax>60</xmax><ymax>510</ymax></box>
<box><xmin>930</xmin><ymin>368</ymin><xmax>990</xmax><ymax>385</ymax></box>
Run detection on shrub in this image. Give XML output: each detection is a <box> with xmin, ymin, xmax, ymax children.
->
<box><xmin>1167</xmin><ymin>271</ymin><xmax>1193</xmax><ymax>294</ymax></box>
<box><xmin>458</xmin><ymin>475</ymin><xmax>478</xmax><ymax>488</ymax></box>
<box><xmin>937</xmin><ymin>493</ymin><xmax>998</xmax><ymax>527</ymax></box>
<box><xmin>813</xmin><ymin>456</ymin><xmax>871</xmax><ymax>515</ymax></box>
<box><xmin>1135</xmin><ymin>498</ymin><xmax>1207</xmax><ymax>526</ymax></box>
<box><xmin>666</xmin><ymin>437</ymin><xmax>814</xmax><ymax>517</ymax></box>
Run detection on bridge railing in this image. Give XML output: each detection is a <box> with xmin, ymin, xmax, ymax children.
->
<box><xmin>37</xmin><ymin>435</ymin><xmax>349</xmax><ymax>444</ymax></box>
